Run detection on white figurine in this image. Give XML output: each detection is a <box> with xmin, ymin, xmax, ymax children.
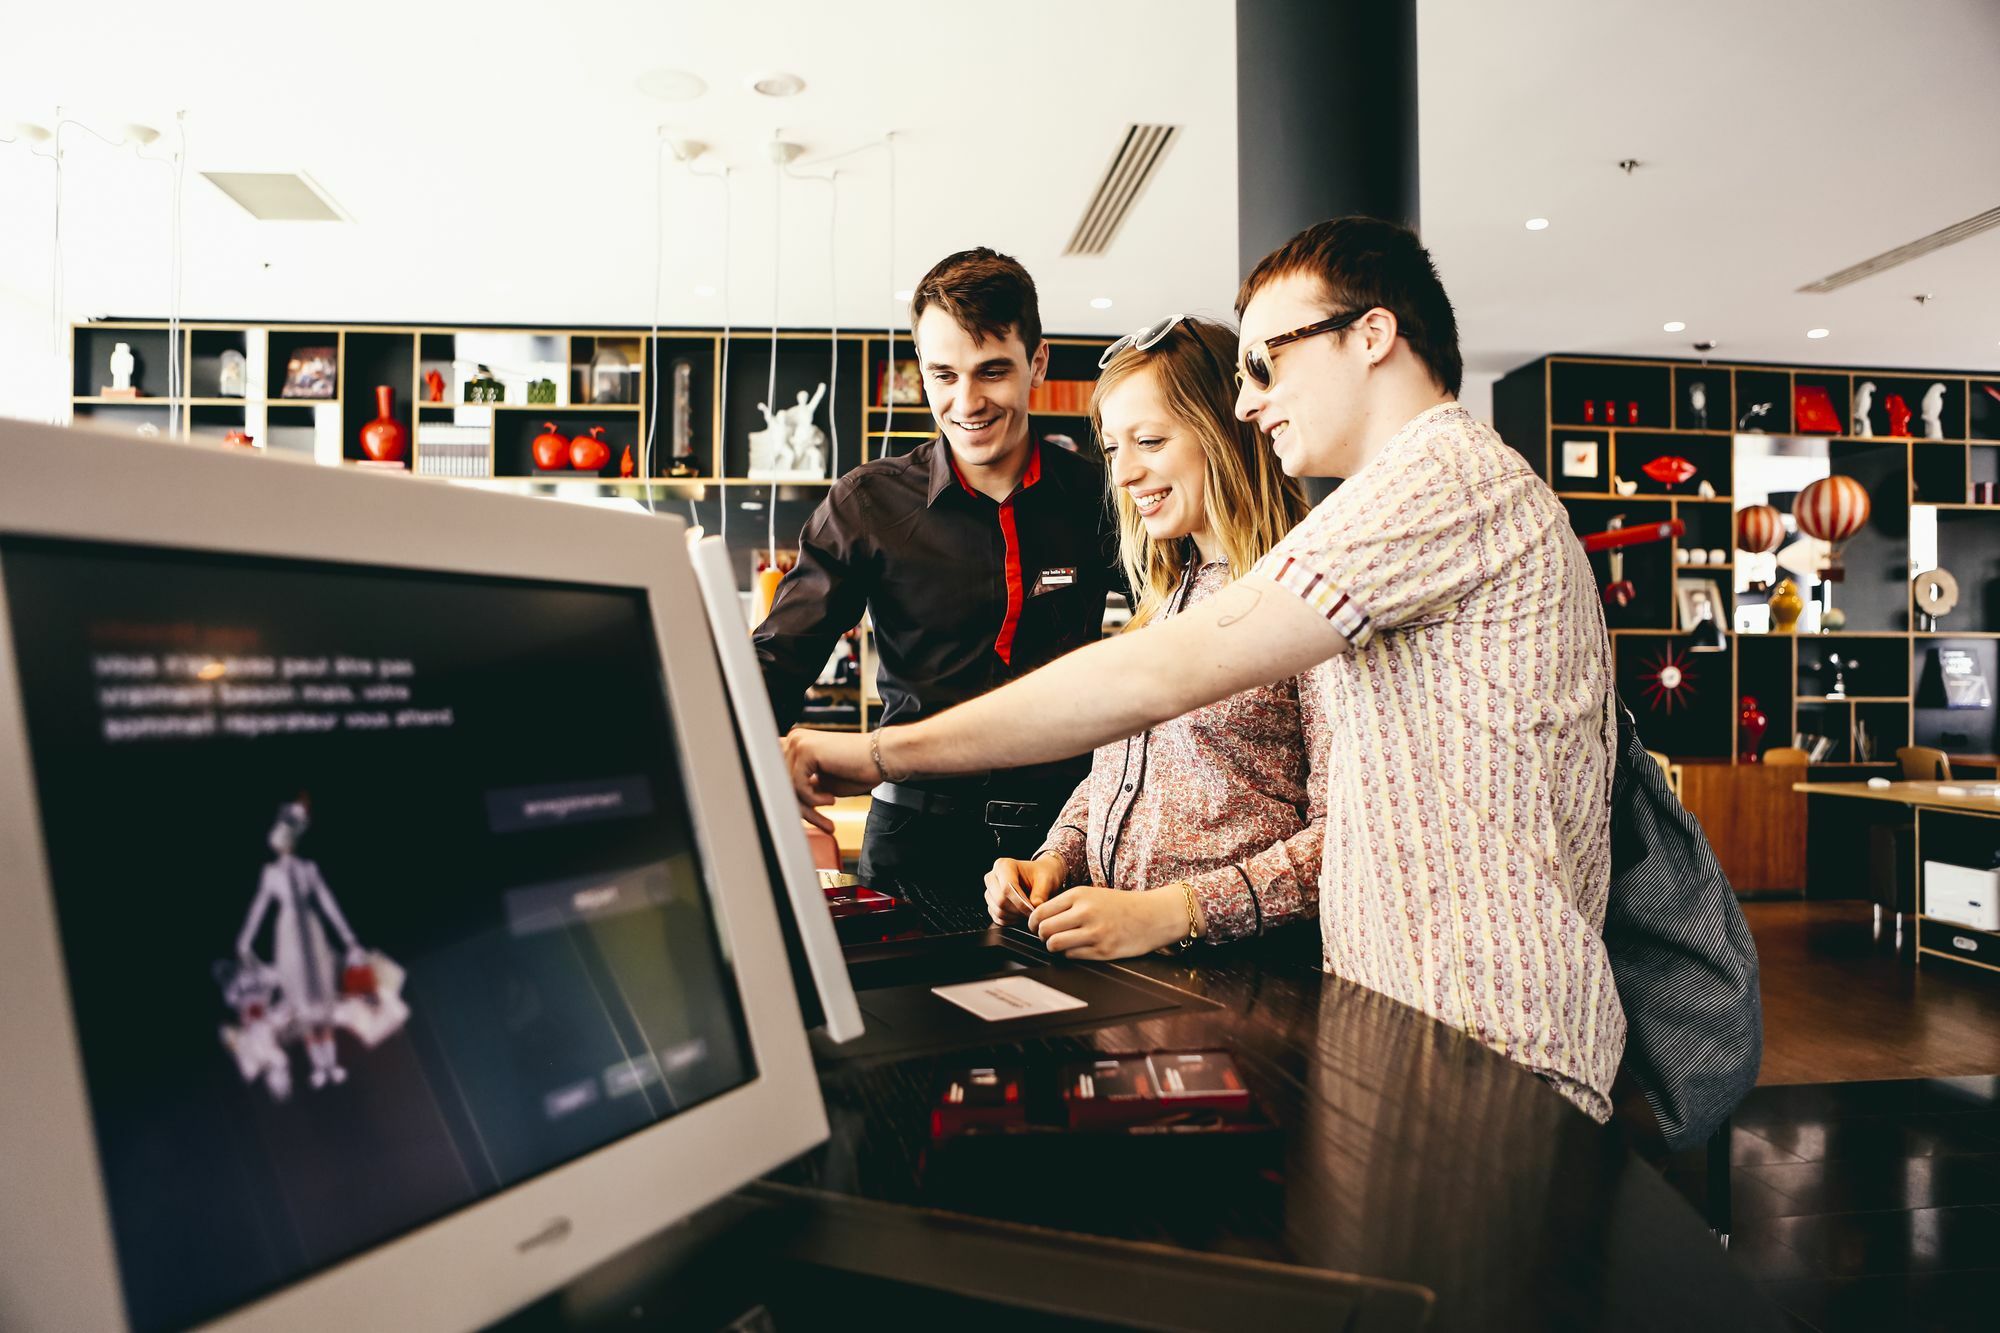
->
<box><xmin>1852</xmin><ymin>381</ymin><xmax>1875</xmax><ymax>437</ymax></box>
<box><xmin>109</xmin><ymin>341</ymin><xmax>135</xmax><ymax>393</ymax></box>
<box><xmin>218</xmin><ymin>349</ymin><xmax>247</xmax><ymax>398</ymax></box>
<box><xmin>746</xmin><ymin>401</ymin><xmax>795</xmax><ymax>476</ymax></box>
<box><xmin>235</xmin><ymin>801</ymin><xmax>362</xmax><ymax>1091</ymax></box>
<box><xmin>748</xmin><ymin>383</ymin><xmax>829</xmax><ymax>479</ymax></box>
<box><xmin>785</xmin><ymin>385</ymin><xmax>829</xmax><ymax>477</ymax></box>
<box><xmin>217</xmin><ymin>961</ymin><xmax>295</xmax><ymax>1101</ymax></box>
<box><xmin>1922</xmin><ymin>382</ymin><xmax>1946</xmax><ymax>439</ymax></box>
<box><xmin>1687</xmin><ymin>381</ymin><xmax>1708</xmax><ymax>430</ymax></box>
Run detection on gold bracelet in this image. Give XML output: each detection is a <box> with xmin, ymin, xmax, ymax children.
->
<box><xmin>869</xmin><ymin>730</ymin><xmax>889</xmax><ymax>783</ymax></box>
<box><xmin>1176</xmin><ymin>881</ymin><xmax>1201</xmax><ymax>951</ymax></box>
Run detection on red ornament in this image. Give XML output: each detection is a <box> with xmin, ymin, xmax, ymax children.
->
<box><xmin>620</xmin><ymin>444</ymin><xmax>635</xmax><ymax>477</ymax></box>
<box><xmin>359</xmin><ymin>385</ymin><xmax>407</xmax><ymax>463</ymax></box>
<box><xmin>1739</xmin><ymin>695</ymin><xmax>1768</xmax><ymax>763</ymax></box>
<box><xmin>570</xmin><ymin>426</ymin><xmax>611</xmax><ymax>472</ymax></box>
<box><xmin>1603</xmin><ymin>579</ymin><xmax>1637</xmax><ymax>608</ymax></box>
<box><xmin>1604</xmin><ymin>399</ymin><xmax>1617</xmax><ymax>426</ymax></box>
<box><xmin>1641</xmin><ymin>454</ymin><xmax>1697</xmax><ymax>488</ymax></box>
<box><xmin>222</xmin><ymin>429</ymin><xmax>255</xmax><ymax>449</ymax></box>
<box><xmin>1627</xmin><ymin>400</ymin><xmax>1641</xmax><ymax>425</ymax></box>
<box><xmin>1584</xmin><ymin>399</ymin><xmax>1597</xmax><ymax>423</ymax></box>
<box><xmin>1794</xmin><ymin>384</ymin><xmax>1841</xmax><ymax>433</ymax></box>
<box><xmin>1638</xmin><ymin>644</ymin><xmax>1698</xmax><ymax>714</ymax></box>
<box><xmin>1885</xmin><ymin>394</ymin><xmax>1913</xmax><ymax>436</ymax></box>
<box><xmin>532</xmin><ymin>422</ymin><xmax>570</xmax><ymax>471</ymax></box>
<box><xmin>424</xmin><ymin>369</ymin><xmax>446</xmax><ymax>403</ymax></box>
<box><xmin>341</xmin><ymin>961</ymin><xmax>377</xmax><ymax>995</ymax></box>
<box><xmin>1734</xmin><ymin>503</ymin><xmax>1783</xmax><ymax>555</ymax></box>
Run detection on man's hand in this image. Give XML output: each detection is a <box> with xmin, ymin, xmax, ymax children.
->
<box><xmin>780</xmin><ymin>728</ymin><xmax>876</xmax><ymax>832</ymax></box>
<box><xmin>984</xmin><ymin>853</ymin><xmax>1069</xmax><ymax>924</ymax></box>
<box><xmin>1027</xmin><ymin>885</ymin><xmax>1193</xmax><ymax>961</ymax></box>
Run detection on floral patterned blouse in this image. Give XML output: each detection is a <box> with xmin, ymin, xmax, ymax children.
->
<box><xmin>1034</xmin><ymin>560</ymin><xmax>1330</xmax><ymax>942</ymax></box>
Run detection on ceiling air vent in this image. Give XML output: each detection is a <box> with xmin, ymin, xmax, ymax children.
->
<box><xmin>1797</xmin><ymin>205</ymin><xmax>2000</xmax><ymax>292</ymax></box>
<box><xmin>200</xmin><ymin>172</ymin><xmax>348</xmax><ymax>222</ymax></box>
<box><xmin>1063</xmin><ymin>124</ymin><xmax>1180</xmax><ymax>257</ymax></box>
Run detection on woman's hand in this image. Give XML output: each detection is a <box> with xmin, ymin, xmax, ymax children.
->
<box><xmin>984</xmin><ymin>853</ymin><xmax>1070</xmax><ymax>924</ymax></box>
<box><xmin>1027</xmin><ymin>884</ymin><xmax>1194</xmax><ymax>960</ymax></box>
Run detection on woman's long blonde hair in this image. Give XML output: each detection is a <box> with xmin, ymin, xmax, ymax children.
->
<box><xmin>1091</xmin><ymin>317</ymin><xmax>1310</xmax><ymax>631</ymax></box>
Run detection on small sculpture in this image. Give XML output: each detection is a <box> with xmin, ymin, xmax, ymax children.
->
<box><xmin>1738</xmin><ymin>401</ymin><xmax>1772</xmax><ymax>432</ymax></box>
<box><xmin>1922</xmin><ymin>382</ymin><xmax>1946</xmax><ymax>439</ymax></box>
<box><xmin>1613</xmin><ymin>474</ymin><xmax>1638</xmax><ymax>496</ymax></box>
<box><xmin>668</xmin><ymin>359</ymin><xmax>700</xmax><ymax>476</ymax></box>
<box><xmin>748</xmin><ymin>383</ymin><xmax>829</xmax><ymax>479</ymax></box>
<box><xmin>1697</xmin><ymin>480</ymin><xmax>1716</xmax><ymax>498</ymax></box>
<box><xmin>1641</xmin><ymin>455</ymin><xmax>1696</xmax><ymax>488</ymax></box>
<box><xmin>1739</xmin><ymin>695</ymin><xmax>1768</xmax><ymax>762</ymax></box>
<box><xmin>1852</xmin><ymin>381</ymin><xmax>1875</xmax><ymax>436</ymax></box>
<box><xmin>1687</xmin><ymin>381</ymin><xmax>1708</xmax><ymax>429</ymax></box>
<box><xmin>1885</xmin><ymin>393</ymin><xmax>1913</xmax><ymax>437</ymax></box>
<box><xmin>218</xmin><ymin>349</ymin><xmax>247</xmax><ymax>398</ymax></box>
<box><xmin>1767</xmin><ymin>578</ymin><xmax>1805</xmax><ymax>634</ymax></box>
<box><xmin>424</xmin><ymin>369</ymin><xmax>446</xmax><ymax>403</ymax></box>
<box><xmin>109</xmin><ymin>341</ymin><xmax>136</xmax><ymax>395</ymax></box>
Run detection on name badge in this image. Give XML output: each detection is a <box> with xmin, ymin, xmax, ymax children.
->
<box><xmin>1031</xmin><ymin>567</ymin><xmax>1077</xmax><ymax>595</ymax></box>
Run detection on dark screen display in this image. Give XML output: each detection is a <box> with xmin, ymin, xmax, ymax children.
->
<box><xmin>0</xmin><ymin>537</ymin><xmax>756</xmax><ymax>1333</ymax></box>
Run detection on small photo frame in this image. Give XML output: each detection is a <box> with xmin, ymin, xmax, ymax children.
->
<box><xmin>279</xmin><ymin>346</ymin><xmax>337</xmax><ymax>399</ymax></box>
<box><xmin>1675</xmin><ymin>577</ymin><xmax>1725</xmax><ymax>631</ymax></box>
<box><xmin>1559</xmin><ymin>437</ymin><xmax>1599</xmax><ymax>479</ymax></box>
<box><xmin>877</xmin><ymin>359</ymin><xmax>923</xmax><ymax>406</ymax></box>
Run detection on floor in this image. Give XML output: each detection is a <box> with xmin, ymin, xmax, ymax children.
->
<box><xmin>1665</xmin><ymin>900</ymin><xmax>2000</xmax><ymax>1331</ymax></box>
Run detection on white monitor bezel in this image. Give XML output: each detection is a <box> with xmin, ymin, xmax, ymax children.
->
<box><xmin>685</xmin><ymin>535</ymin><xmax>864</xmax><ymax>1043</ymax></box>
<box><xmin>0</xmin><ymin>420</ymin><xmax>826</xmax><ymax>1333</ymax></box>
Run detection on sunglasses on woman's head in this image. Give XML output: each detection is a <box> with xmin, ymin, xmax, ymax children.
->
<box><xmin>1235</xmin><ymin>309</ymin><xmax>1371</xmax><ymax>389</ymax></box>
<box><xmin>1098</xmin><ymin>313</ymin><xmax>1190</xmax><ymax>370</ymax></box>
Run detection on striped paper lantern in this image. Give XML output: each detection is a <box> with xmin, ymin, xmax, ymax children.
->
<box><xmin>1734</xmin><ymin>503</ymin><xmax>1783</xmax><ymax>555</ymax></box>
<box><xmin>1792</xmin><ymin>474</ymin><xmax>1871</xmax><ymax>546</ymax></box>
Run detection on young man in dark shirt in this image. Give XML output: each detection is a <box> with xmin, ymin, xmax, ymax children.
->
<box><xmin>753</xmin><ymin>247</ymin><xmax>1118</xmax><ymax>909</ymax></box>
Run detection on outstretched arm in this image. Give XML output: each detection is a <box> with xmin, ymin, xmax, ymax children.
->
<box><xmin>784</xmin><ymin>574</ymin><xmax>1349</xmax><ymax>815</ymax></box>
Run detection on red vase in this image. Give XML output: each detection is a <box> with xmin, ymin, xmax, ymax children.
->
<box><xmin>571</xmin><ymin>426</ymin><xmax>611</xmax><ymax>472</ymax></box>
<box><xmin>359</xmin><ymin>385</ymin><xmax>407</xmax><ymax>463</ymax></box>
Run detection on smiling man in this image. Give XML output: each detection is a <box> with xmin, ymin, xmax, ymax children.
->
<box><xmin>753</xmin><ymin>247</ymin><xmax>1118</xmax><ymax>909</ymax></box>
<box><xmin>784</xmin><ymin>219</ymin><xmax>1625</xmax><ymax>1121</ymax></box>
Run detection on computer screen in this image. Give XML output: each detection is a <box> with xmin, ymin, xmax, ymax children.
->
<box><xmin>0</xmin><ymin>534</ymin><xmax>758</xmax><ymax>1333</ymax></box>
<box><xmin>686</xmin><ymin>536</ymin><xmax>863</xmax><ymax>1043</ymax></box>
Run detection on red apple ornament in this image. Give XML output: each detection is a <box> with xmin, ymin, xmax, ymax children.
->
<box><xmin>570</xmin><ymin>426</ymin><xmax>611</xmax><ymax>472</ymax></box>
<box><xmin>532</xmin><ymin>423</ymin><xmax>570</xmax><ymax>471</ymax></box>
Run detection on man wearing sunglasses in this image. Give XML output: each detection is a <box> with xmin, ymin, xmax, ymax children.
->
<box><xmin>754</xmin><ymin>246</ymin><xmax>1118</xmax><ymax>912</ymax></box>
<box><xmin>784</xmin><ymin>217</ymin><xmax>1623</xmax><ymax>1123</ymax></box>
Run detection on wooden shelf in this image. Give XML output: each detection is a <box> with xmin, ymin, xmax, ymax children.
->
<box><xmin>1797</xmin><ymin>695</ymin><xmax>1908</xmax><ymax>703</ymax></box>
<box><xmin>494</xmin><ymin>403</ymin><xmax>643</xmax><ymax>413</ymax></box>
<box><xmin>72</xmin><ymin>396</ymin><xmax>167</xmax><ymax>405</ymax></box>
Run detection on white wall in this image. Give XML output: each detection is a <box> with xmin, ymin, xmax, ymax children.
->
<box><xmin>0</xmin><ymin>277</ymin><xmax>67</xmax><ymax>426</ymax></box>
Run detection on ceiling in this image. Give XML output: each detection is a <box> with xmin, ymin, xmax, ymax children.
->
<box><xmin>3</xmin><ymin>0</ymin><xmax>1996</xmax><ymax>415</ymax></box>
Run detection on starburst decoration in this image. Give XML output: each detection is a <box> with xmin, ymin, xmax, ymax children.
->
<box><xmin>1638</xmin><ymin>644</ymin><xmax>1698</xmax><ymax>714</ymax></box>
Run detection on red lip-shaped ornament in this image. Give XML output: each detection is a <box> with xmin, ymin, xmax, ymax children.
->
<box><xmin>1641</xmin><ymin>455</ymin><xmax>1696</xmax><ymax>488</ymax></box>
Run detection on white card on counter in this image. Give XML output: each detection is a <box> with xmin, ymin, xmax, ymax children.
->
<box><xmin>931</xmin><ymin>975</ymin><xmax>1088</xmax><ymax>1022</ymax></box>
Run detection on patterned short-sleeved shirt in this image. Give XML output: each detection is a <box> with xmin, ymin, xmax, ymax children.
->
<box><xmin>1253</xmin><ymin>402</ymin><xmax>1624</xmax><ymax>1121</ymax></box>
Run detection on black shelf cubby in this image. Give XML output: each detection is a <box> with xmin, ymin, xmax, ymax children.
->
<box><xmin>647</xmin><ymin>337</ymin><xmax>720</xmax><ymax>478</ymax></box>
<box><xmin>263</xmin><ymin>404</ymin><xmax>321</xmax><ymax>458</ymax></box>
<box><xmin>74</xmin><ymin>327</ymin><xmax>170</xmax><ymax>399</ymax></box>
<box><xmin>188</xmin><ymin>404</ymin><xmax>248</xmax><ymax>443</ymax></box>
<box><xmin>1676</xmin><ymin>499</ymin><xmax>1734</xmax><ymax>556</ymax></box>
<box><xmin>1618</xmin><ymin>432</ymin><xmax>1730</xmax><ymax>497</ymax></box>
<box><xmin>1914</xmin><ymin>443</ymin><xmax>1969</xmax><ymax>504</ymax></box>
<box><xmin>189</xmin><ymin>329</ymin><xmax>249</xmax><ymax>399</ymax></box>
<box><xmin>1932</xmin><ymin>511</ymin><xmax>2000</xmax><ymax>632</ymax></box>
<box><xmin>1825</xmin><ymin>442</ymin><xmax>1910</xmax><ymax>632</ymax></box>
<box><xmin>1795</xmin><ymin>636</ymin><xmax>1905</xmax><ymax>700</ymax></box>
<box><xmin>1737</xmin><ymin>635</ymin><xmax>1794</xmax><ymax>758</ymax></box>
<box><xmin>1733</xmin><ymin>369</ymin><xmax>1791</xmax><ymax>434</ymax></box>
<box><xmin>572</xmin><ymin>335</ymin><xmax>645</xmax><ymax>407</ymax></box>
<box><xmin>721</xmin><ymin>337</ymin><xmax>865</xmax><ymax>480</ymax></box>
<box><xmin>1673</xmin><ymin>365</ymin><xmax>1729</xmax><ymax>434</ymax></box>
<box><xmin>1563</xmin><ymin>498</ymin><xmax>1675</xmax><ymax>631</ymax></box>
<box><xmin>1912</xmin><ymin>639</ymin><xmax>2000</xmax><ymax>759</ymax></box>
<box><xmin>492</xmin><ymin>410</ymin><xmax>639</xmax><ymax>480</ymax></box>
<box><xmin>268</xmin><ymin>330</ymin><xmax>338</xmax><ymax>401</ymax></box>
<box><xmin>1794</xmin><ymin>700</ymin><xmax>1853</xmax><ymax>762</ymax></box>
<box><xmin>1970</xmin><ymin>444</ymin><xmax>2000</xmax><ymax>499</ymax></box>
<box><xmin>1969</xmin><ymin>380</ymin><xmax>2000</xmax><ymax>442</ymax></box>
<box><xmin>1617</xmin><ymin>634</ymin><xmax>1733</xmax><ymax>758</ymax></box>
<box><xmin>1548</xmin><ymin>360</ymin><xmax>1671</xmax><ymax>428</ymax></box>
<box><xmin>72</xmin><ymin>402</ymin><xmax>171</xmax><ymax>437</ymax></box>
<box><xmin>339</xmin><ymin>332</ymin><xmax>415</xmax><ymax>465</ymax></box>
<box><xmin>1853</xmin><ymin>701</ymin><xmax>1908</xmax><ymax>764</ymax></box>
<box><xmin>1855</xmin><ymin>374</ymin><xmax>1957</xmax><ymax>440</ymax></box>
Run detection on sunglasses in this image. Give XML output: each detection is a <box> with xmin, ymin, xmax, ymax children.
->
<box><xmin>1236</xmin><ymin>309</ymin><xmax>1370</xmax><ymax>388</ymax></box>
<box><xmin>1098</xmin><ymin>313</ymin><xmax>1190</xmax><ymax>370</ymax></box>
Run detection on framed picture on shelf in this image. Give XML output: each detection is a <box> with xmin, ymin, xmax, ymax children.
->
<box><xmin>1674</xmin><ymin>577</ymin><xmax>1725</xmax><ymax>632</ymax></box>
<box><xmin>1559</xmin><ymin>438</ymin><xmax>1599</xmax><ymax>478</ymax></box>
<box><xmin>279</xmin><ymin>347</ymin><xmax>337</xmax><ymax>399</ymax></box>
<box><xmin>877</xmin><ymin>359</ymin><xmax>922</xmax><ymax>405</ymax></box>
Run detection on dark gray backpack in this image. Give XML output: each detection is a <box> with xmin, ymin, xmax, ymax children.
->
<box><xmin>1606</xmin><ymin>699</ymin><xmax>1764</xmax><ymax>1151</ymax></box>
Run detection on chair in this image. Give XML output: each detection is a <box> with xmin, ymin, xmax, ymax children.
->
<box><xmin>1761</xmin><ymin>746</ymin><xmax>1810</xmax><ymax>766</ymax></box>
<box><xmin>1644</xmin><ymin>750</ymin><xmax>1683</xmax><ymax>803</ymax></box>
<box><xmin>1896</xmin><ymin>745</ymin><xmax>1951</xmax><ymax>781</ymax></box>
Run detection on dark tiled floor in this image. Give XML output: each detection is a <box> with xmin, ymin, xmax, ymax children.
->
<box><xmin>1666</xmin><ymin>1077</ymin><xmax>2000</xmax><ymax>1331</ymax></box>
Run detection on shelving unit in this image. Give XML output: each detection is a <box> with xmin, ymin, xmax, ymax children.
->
<box><xmin>1497</xmin><ymin>353</ymin><xmax>2000</xmax><ymax>770</ymax></box>
<box><xmin>72</xmin><ymin>318</ymin><xmax>1112</xmax><ymax>735</ymax></box>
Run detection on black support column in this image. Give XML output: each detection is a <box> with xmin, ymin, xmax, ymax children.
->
<box><xmin>1235</xmin><ymin>0</ymin><xmax>1420</xmax><ymax>276</ymax></box>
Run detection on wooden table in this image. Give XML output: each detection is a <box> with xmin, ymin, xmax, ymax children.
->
<box><xmin>1790</xmin><ymin>778</ymin><xmax>2000</xmax><ymax>814</ymax></box>
<box><xmin>514</xmin><ymin>928</ymin><xmax>1789</xmax><ymax>1332</ymax></box>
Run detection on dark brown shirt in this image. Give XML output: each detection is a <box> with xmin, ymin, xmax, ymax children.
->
<box><xmin>753</xmin><ymin>435</ymin><xmax>1118</xmax><ymax>789</ymax></box>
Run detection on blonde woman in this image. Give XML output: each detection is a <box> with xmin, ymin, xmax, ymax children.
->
<box><xmin>983</xmin><ymin>315</ymin><xmax>1327</xmax><ymax>958</ymax></box>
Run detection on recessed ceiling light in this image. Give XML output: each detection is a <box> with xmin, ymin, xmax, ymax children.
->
<box><xmin>636</xmin><ymin>69</ymin><xmax>708</xmax><ymax>102</ymax></box>
<box><xmin>693</xmin><ymin>284</ymin><xmax>717</xmax><ymax>297</ymax></box>
<box><xmin>1090</xmin><ymin>297</ymin><xmax>1114</xmax><ymax>309</ymax></box>
<box><xmin>748</xmin><ymin>71</ymin><xmax>806</xmax><ymax>98</ymax></box>
<box><xmin>1524</xmin><ymin>217</ymin><xmax>1550</xmax><ymax>231</ymax></box>
<box><xmin>1662</xmin><ymin>321</ymin><xmax>1686</xmax><ymax>333</ymax></box>
<box><xmin>893</xmin><ymin>289</ymin><xmax>913</xmax><ymax>302</ymax></box>
<box><xmin>1807</xmin><ymin>328</ymin><xmax>1830</xmax><ymax>339</ymax></box>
